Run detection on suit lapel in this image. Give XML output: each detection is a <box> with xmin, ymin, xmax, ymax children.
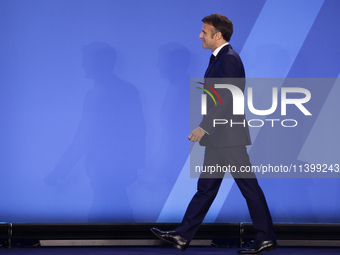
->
<box><xmin>204</xmin><ymin>44</ymin><xmax>231</xmax><ymax>78</ymax></box>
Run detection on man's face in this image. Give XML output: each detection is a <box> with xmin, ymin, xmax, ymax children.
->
<box><xmin>199</xmin><ymin>23</ymin><xmax>217</xmax><ymax>51</ymax></box>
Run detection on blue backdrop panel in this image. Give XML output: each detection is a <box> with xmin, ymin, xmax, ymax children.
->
<box><xmin>0</xmin><ymin>0</ymin><xmax>339</xmax><ymax>223</ymax></box>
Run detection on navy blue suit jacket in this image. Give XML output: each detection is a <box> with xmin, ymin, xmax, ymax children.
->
<box><xmin>199</xmin><ymin>44</ymin><xmax>251</xmax><ymax>147</ymax></box>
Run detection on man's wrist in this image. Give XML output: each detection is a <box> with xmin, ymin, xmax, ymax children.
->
<box><xmin>198</xmin><ymin>126</ymin><xmax>209</xmax><ymax>135</ymax></box>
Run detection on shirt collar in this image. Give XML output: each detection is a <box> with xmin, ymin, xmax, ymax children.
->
<box><xmin>212</xmin><ymin>42</ymin><xmax>229</xmax><ymax>57</ymax></box>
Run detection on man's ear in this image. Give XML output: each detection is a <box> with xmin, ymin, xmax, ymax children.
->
<box><xmin>214</xmin><ymin>31</ymin><xmax>222</xmax><ymax>41</ymax></box>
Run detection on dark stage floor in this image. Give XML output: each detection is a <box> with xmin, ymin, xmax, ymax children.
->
<box><xmin>1</xmin><ymin>246</ymin><xmax>340</xmax><ymax>255</ymax></box>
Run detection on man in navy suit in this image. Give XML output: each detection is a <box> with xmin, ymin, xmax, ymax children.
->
<box><xmin>152</xmin><ymin>14</ymin><xmax>276</xmax><ymax>254</ymax></box>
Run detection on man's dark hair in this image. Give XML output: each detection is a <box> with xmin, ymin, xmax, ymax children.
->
<box><xmin>202</xmin><ymin>14</ymin><xmax>233</xmax><ymax>42</ymax></box>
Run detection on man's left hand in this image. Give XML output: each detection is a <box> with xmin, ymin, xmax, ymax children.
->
<box><xmin>188</xmin><ymin>127</ymin><xmax>205</xmax><ymax>142</ymax></box>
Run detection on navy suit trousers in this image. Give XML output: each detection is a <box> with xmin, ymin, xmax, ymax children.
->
<box><xmin>175</xmin><ymin>144</ymin><xmax>275</xmax><ymax>242</ymax></box>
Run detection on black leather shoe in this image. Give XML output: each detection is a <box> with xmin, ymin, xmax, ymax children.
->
<box><xmin>237</xmin><ymin>240</ymin><xmax>277</xmax><ymax>254</ymax></box>
<box><xmin>150</xmin><ymin>227</ymin><xmax>189</xmax><ymax>252</ymax></box>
